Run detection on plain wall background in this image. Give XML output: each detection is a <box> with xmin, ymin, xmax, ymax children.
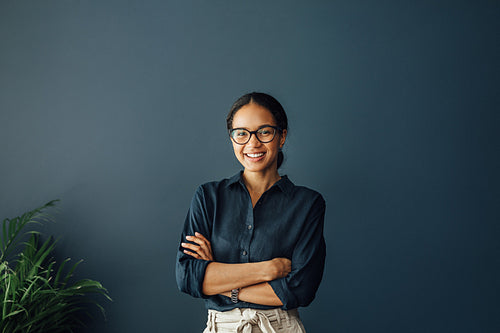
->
<box><xmin>1</xmin><ymin>1</ymin><xmax>498</xmax><ymax>332</ymax></box>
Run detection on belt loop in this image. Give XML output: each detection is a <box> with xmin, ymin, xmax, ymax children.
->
<box><xmin>210</xmin><ymin>311</ymin><xmax>216</xmax><ymax>332</ymax></box>
<box><xmin>275</xmin><ymin>309</ymin><xmax>282</xmax><ymax>327</ymax></box>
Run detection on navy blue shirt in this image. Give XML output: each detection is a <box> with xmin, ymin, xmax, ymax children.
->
<box><xmin>175</xmin><ymin>172</ymin><xmax>326</xmax><ymax>311</ymax></box>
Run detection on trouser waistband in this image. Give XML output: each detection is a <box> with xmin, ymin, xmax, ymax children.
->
<box><xmin>205</xmin><ymin>307</ymin><xmax>300</xmax><ymax>333</ymax></box>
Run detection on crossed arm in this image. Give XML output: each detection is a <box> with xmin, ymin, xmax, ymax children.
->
<box><xmin>181</xmin><ymin>232</ymin><xmax>291</xmax><ymax>306</ymax></box>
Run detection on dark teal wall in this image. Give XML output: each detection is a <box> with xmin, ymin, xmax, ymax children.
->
<box><xmin>1</xmin><ymin>1</ymin><xmax>498</xmax><ymax>332</ymax></box>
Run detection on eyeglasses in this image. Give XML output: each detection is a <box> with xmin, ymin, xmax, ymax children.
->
<box><xmin>229</xmin><ymin>125</ymin><xmax>281</xmax><ymax>145</ymax></box>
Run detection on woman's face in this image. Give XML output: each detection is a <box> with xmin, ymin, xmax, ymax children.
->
<box><xmin>230</xmin><ymin>103</ymin><xmax>287</xmax><ymax>174</ymax></box>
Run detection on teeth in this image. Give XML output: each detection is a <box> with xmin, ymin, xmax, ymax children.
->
<box><xmin>247</xmin><ymin>153</ymin><xmax>264</xmax><ymax>158</ymax></box>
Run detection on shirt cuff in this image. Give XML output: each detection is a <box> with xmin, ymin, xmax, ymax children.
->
<box><xmin>269</xmin><ymin>277</ymin><xmax>298</xmax><ymax>310</ymax></box>
<box><xmin>176</xmin><ymin>255</ymin><xmax>212</xmax><ymax>299</ymax></box>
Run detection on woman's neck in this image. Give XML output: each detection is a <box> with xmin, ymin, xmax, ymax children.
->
<box><xmin>242</xmin><ymin>169</ymin><xmax>281</xmax><ymax>195</ymax></box>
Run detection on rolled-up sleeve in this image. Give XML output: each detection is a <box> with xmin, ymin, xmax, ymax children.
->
<box><xmin>269</xmin><ymin>195</ymin><xmax>326</xmax><ymax>309</ymax></box>
<box><xmin>175</xmin><ymin>186</ymin><xmax>213</xmax><ymax>298</ymax></box>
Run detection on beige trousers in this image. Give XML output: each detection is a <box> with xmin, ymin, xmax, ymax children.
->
<box><xmin>202</xmin><ymin>308</ymin><xmax>306</xmax><ymax>333</ymax></box>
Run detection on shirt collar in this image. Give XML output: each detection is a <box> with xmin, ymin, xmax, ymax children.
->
<box><xmin>226</xmin><ymin>171</ymin><xmax>294</xmax><ymax>197</ymax></box>
<box><xmin>226</xmin><ymin>171</ymin><xmax>243</xmax><ymax>187</ymax></box>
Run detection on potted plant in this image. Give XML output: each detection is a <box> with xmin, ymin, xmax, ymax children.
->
<box><xmin>1</xmin><ymin>200</ymin><xmax>111</xmax><ymax>332</ymax></box>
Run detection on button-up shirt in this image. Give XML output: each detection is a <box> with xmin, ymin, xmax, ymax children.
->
<box><xmin>175</xmin><ymin>172</ymin><xmax>326</xmax><ymax>311</ymax></box>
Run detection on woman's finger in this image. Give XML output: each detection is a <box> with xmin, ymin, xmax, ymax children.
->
<box><xmin>186</xmin><ymin>234</ymin><xmax>213</xmax><ymax>260</ymax></box>
<box><xmin>185</xmin><ymin>236</ymin><xmax>208</xmax><ymax>253</ymax></box>
<box><xmin>187</xmin><ymin>234</ymin><xmax>209</xmax><ymax>249</ymax></box>
<box><xmin>195</xmin><ymin>232</ymin><xmax>213</xmax><ymax>253</ymax></box>
<box><xmin>181</xmin><ymin>242</ymin><xmax>205</xmax><ymax>257</ymax></box>
<box><xmin>194</xmin><ymin>232</ymin><xmax>210</xmax><ymax>244</ymax></box>
<box><xmin>183</xmin><ymin>249</ymin><xmax>200</xmax><ymax>259</ymax></box>
<box><xmin>182</xmin><ymin>242</ymin><xmax>210</xmax><ymax>260</ymax></box>
<box><xmin>192</xmin><ymin>233</ymin><xmax>214</xmax><ymax>261</ymax></box>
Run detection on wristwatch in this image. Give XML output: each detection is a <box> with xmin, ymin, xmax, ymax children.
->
<box><xmin>230</xmin><ymin>288</ymin><xmax>240</xmax><ymax>303</ymax></box>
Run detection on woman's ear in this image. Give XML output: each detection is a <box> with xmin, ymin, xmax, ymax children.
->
<box><xmin>280</xmin><ymin>129</ymin><xmax>287</xmax><ymax>148</ymax></box>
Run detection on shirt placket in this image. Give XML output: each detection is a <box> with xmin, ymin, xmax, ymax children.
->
<box><xmin>240</xmin><ymin>191</ymin><xmax>255</xmax><ymax>263</ymax></box>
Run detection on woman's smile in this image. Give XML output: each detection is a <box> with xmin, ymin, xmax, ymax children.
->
<box><xmin>245</xmin><ymin>152</ymin><xmax>266</xmax><ymax>161</ymax></box>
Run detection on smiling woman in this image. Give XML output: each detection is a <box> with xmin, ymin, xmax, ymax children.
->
<box><xmin>228</xmin><ymin>102</ymin><xmax>286</xmax><ymax>193</ymax></box>
<box><xmin>175</xmin><ymin>92</ymin><xmax>326</xmax><ymax>333</ymax></box>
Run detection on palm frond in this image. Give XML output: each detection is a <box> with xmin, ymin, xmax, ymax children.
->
<box><xmin>0</xmin><ymin>200</ymin><xmax>111</xmax><ymax>332</ymax></box>
<box><xmin>0</xmin><ymin>200</ymin><xmax>59</xmax><ymax>262</ymax></box>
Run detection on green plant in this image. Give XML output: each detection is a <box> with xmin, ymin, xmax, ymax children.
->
<box><xmin>0</xmin><ymin>200</ymin><xmax>111</xmax><ymax>333</ymax></box>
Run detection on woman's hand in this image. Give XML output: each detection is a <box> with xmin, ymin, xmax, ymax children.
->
<box><xmin>267</xmin><ymin>258</ymin><xmax>292</xmax><ymax>280</ymax></box>
<box><xmin>181</xmin><ymin>232</ymin><xmax>214</xmax><ymax>261</ymax></box>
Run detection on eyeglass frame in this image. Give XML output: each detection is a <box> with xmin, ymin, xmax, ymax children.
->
<box><xmin>229</xmin><ymin>125</ymin><xmax>282</xmax><ymax>145</ymax></box>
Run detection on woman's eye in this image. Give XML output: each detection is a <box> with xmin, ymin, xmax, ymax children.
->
<box><xmin>236</xmin><ymin>131</ymin><xmax>248</xmax><ymax>137</ymax></box>
<box><xmin>258</xmin><ymin>128</ymin><xmax>273</xmax><ymax>135</ymax></box>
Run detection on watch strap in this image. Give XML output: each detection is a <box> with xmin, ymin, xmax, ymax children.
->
<box><xmin>230</xmin><ymin>288</ymin><xmax>240</xmax><ymax>303</ymax></box>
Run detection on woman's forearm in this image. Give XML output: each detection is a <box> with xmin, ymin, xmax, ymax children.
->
<box><xmin>232</xmin><ymin>282</ymin><xmax>283</xmax><ymax>307</ymax></box>
<box><xmin>202</xmin><ymin>261</ymin><xmax>270</xmax><ymax>295</ymax></box>
<box><xmin>202</xmin><ymin>258</ymin><xmax>290</xmax><ymax>296</ymax></box>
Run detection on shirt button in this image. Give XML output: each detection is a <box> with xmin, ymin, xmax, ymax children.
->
<box><xmin>242</xmin><ymin>250</ymin><xmax>247</xmax><ymax>256</ymax></box>
<box><xmin>247</xmin><ymin>225</ymin><xmax>252</xmax><ymax>230</ymax></box>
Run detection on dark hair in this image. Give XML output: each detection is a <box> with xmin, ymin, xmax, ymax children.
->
<box><xmin>226</xmin><ymin>92</ymin><xmax>288</xmax><ymax>169</ymax></box>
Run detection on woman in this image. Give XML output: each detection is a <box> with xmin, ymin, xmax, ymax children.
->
<box><xmin>176</xmin><ymin>92</ymin><xmax>326</xmax><ymax>333</ymax></box>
